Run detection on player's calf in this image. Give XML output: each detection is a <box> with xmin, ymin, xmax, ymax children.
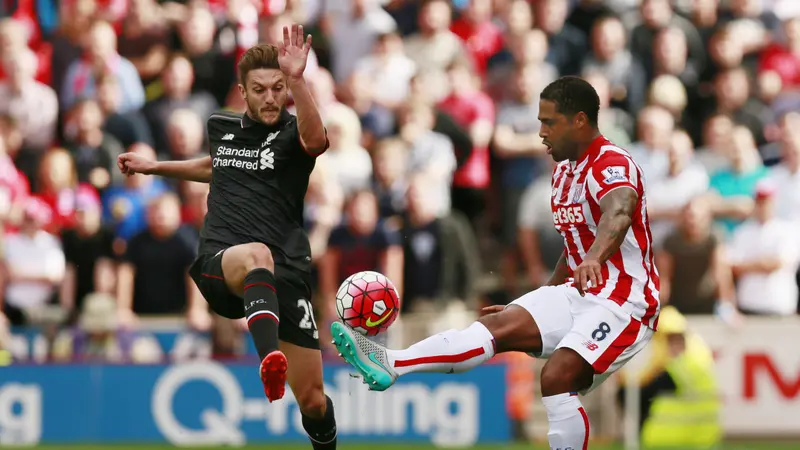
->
<box><xmin>221</xmin><ymin>243</ymin><xmax>285</xmax><ymax>401</ymax></box>
<box><xmin>384</xmin><ymin>306</ymin><xmax>542</xmax><ymax>376</ymax></box>
<box><xmin>539</xmin><ymin>348</ymin><xmax>595</xmax><ymax>450</ymax></box>
<box><xmin>299</xmin><ymin>392</ymin><xmax>337</xmax><ymax>450</ymax></box>
<box><xmin>284</xmin><ymin>342</ymin><xmax>337</xmax><ymax>450</ymax></box>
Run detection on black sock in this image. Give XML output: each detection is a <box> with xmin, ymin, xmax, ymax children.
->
<box><xmin>302</xmin><ymin>395</ymin><xmax>337</xmax><ymax>450</ymax></box>
<box><xmin>243</xmin><ymin>268</ymin><xmax>279</xmax><ymax>359</ymax></box>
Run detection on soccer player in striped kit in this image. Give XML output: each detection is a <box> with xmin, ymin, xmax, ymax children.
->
<box><xmin>331</xmin><ymin>76</ymin><xmax>660</xmax><ymax>450</ymax></box>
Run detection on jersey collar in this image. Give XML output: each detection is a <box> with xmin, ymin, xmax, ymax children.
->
<box><xmin>572</xmin><ymin>134</ymin><xmax>608</xmax><ymax>169</ymax></box>
<box><xmin>241</xmin><ymin>109</ymin><xmax>291</xmax><ymax>129</ymax></box>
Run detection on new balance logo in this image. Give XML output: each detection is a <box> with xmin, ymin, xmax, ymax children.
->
<box><xmin>260</xmin><ymin>148</ymin><xmax>275</xmax><ymax>170</ymax></box>
<box><xmin>221</xmin><ymin>133</ymin><xmax>235</xmax><ymax>141</ymax></box>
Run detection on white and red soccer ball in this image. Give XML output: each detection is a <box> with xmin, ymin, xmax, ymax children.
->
<box><xmin>335</xmin><ymin>271</ymin><xmax>401</xmax><ymax>336</ymax></box>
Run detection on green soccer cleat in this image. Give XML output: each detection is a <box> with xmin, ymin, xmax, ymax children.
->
<box><xmin>330</xmin><ymin>321</ymin><xmax>397</xmax><ymax>391</ymax></box>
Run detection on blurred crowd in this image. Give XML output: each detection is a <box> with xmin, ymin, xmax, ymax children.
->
<box><xmin>0</xmin><ymin>0</ymin><xmax>799</xmax><ymax>362</ymax></box>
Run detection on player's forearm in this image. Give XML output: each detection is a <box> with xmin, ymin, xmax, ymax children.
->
<box><xmin>287</xmin><ymin>76</ymin><xmax>327</xmax><ymax>153</ymax></box>
<box><xmin>546</xmin><ymin>251</ymin><xmax>571</xmax><ymax>286</ymax></box>
<box><xmin>152</xmin><ymin>156</ymin><xmax>212</xmax><ymax>183</ymax></box>
<box><xmin>585</xmin><ymin>212</ymin><xmax>632</xmax><ymax>264</ymax></box>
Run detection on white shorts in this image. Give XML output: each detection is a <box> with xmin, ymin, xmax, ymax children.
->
<box><xmin>507</xmin><ymin>283</ymin><xmax>654</xmax><ymax>394</ymax></box>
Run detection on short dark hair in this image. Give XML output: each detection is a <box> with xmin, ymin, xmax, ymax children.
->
<box><xmin>540</xmin><ymin>76</ymin><xmax>600</xmax><ymax>126</ymax></box>
<box><xmin>238</xmin><ymin>44</ymin><xmax>281</xmax><ymax>86</ymax></box>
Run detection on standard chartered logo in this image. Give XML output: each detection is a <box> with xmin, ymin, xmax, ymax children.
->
<box><xmin>151</xmin><ymin>362</ymin><xmax>480</xmax><ymax>446</ymax></box>
<box><xmin>213</xmin><ymin>145</ymin><xmax>274</xmax><ymax>171</ymax></box>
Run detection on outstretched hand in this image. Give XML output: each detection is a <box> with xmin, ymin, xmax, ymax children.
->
<box><xmin>117</xmin><ymin>152</ymin><xmax>156</xmax><ymax>176</ymax></box>
<box><xmin>278</xmin><ymin>24</ymin><xmax>312</xmax><ymax>79</ymax></box>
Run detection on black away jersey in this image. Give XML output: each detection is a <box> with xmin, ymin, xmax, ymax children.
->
<box><xmin>200</xmin><ymin>109</ymin><xmax>323</xmax><ymax>271</ymax></box>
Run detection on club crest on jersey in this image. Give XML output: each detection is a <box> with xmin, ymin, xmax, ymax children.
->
<box><xmin>571</xmin><ymin>182</ymin><xmax>585</xmax><ymax>203</ymax></box>
<box><xmin>601</xmin><ymin>166</ymin><xmax>627</xmax><ymax>184</ymax></box>
<box><xmin>262</xmin><ymin>131</ymin><xmax>280</xmax><ymax>148</ymax></box>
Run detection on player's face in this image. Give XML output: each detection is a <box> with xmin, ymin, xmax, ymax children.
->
<box><xmin>239</xmin><ymin>68</ymin><xmax>288</xmax><ymax>126</ymax></box>
<box><xmin>538</xmin><ymin>99</ymin><xmax>575</xmax><ymax>162</ymax></box>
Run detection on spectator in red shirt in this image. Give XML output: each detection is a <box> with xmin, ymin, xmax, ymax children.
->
<box><xmin>437</xmin><ymin>59</ymin><xmax>495</xmax><ymax>226</ymax></box>
<box><xmin>35</xmin><ymin>147</ymin><xmax>98</xmax><ymax>233</ymax></box>
<box><xmin>759</xmin><ymin>17</ymin><xmax>800</xmax><ymax>89</ymax></box>
<box><xmin>450</xmin><ymin>0</ymin><xmax>504</xmax><ymax>76</ymax></box>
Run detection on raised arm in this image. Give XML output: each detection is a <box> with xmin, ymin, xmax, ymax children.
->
<box><xmin>279</xmin><ymin>24</ymin><xmax>328</xmax><ymax>155</ymax></box>
<box><xmin>118</xmin><ymin>153</ymin><xmax>212</xmax><ymax>183</ymax></box>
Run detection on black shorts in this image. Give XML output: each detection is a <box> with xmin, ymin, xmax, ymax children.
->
<box><xmin>189</xmin><ymin>249</ymin><xmax>319</xmax><ymax>350</ymax></box>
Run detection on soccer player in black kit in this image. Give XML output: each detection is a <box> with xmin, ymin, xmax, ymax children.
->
<box><xmin>117</xmin><ymin>25</ymin><xmax>338</xmax><ymax>450</ymax></box>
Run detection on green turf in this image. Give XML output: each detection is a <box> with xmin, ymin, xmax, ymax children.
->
<box><xmin>9</xmin><ymin>443</ymin><xmax>800</xmax><ymax>450</ymax></box>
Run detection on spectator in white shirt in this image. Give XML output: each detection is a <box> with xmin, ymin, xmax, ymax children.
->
<box><xmin>317</xmin><ymin>104</ymin><xmax>373</xmax><ymax>197</ymax></box>
<box><xmin>398</xmin><ymin>101</ymin><xmax>457</xmax><ymax>218</ymax></box>
<box><xmin>728</xmin><ymin>180</ymin><xmax>800</xmax><ymax>316</ymax></box>
<box><xmin>2</xmin><ymin>197</ymin><xmax>66</xmax><ymax>325</ymax></box>
<box><xmin>770</xmin><ymin>112</ymin><xmax>800</xmax><ymax>226</ymax></box>
<box><xmin>353</xmin><ymin>32</ymin><xmax>417</xmax><ymax>109</ymax></box>
<box><xmin>648</xmin><ymin>129</ymin><xmax>710</xmax><ymax>247</ymax></box>
<box><xmin>324</xmin><ymin>0</ymin><xmax>398</xmax><ymax>82</ymax></box>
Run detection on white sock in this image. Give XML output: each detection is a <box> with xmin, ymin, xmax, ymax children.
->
<box><xmin>542</xmin><ymin>393</ymin><xmax>590</xmax><ymax>450</ymax></box>
<box><xmin>387</xmin><ymin>322</ymin><xmax>496</xmax><ymax>376</ymax></box>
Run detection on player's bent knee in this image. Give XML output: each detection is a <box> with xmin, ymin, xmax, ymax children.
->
<box><xmin>540</xmin><ymin>349</ymin><xmax>595</xmax><ymax>397</ymax></box>
<box><xmin>240</xmin><ymin>243</ymin><xmax>274</xmax><ymax>272</ymax></box>
<box><xmin>295</xmin><ymin>385</ymin><xmax>327</xmax><ymax>419</ymax></box>
<box><xmin>477</xmin><ymin>305</ymin><xmax>543</xmax><ymax>354</ymax></box>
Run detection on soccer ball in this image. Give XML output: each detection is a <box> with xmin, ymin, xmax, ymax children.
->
<box><xmin>335</xmin><ymin>271</ymin><xmax>400</xmax><ymax>336</ymax></box>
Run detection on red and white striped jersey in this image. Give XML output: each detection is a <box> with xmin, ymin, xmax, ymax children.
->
<box><xmin>550</xmin><ymin>135</ymin><xmax>660</xmax><ymax>329</ymax></box>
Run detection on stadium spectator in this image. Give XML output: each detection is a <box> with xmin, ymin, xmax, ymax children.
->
<box><xmin>101</xmin><ymin>143</ymin><xmax>170</xmax><ymax>244</ymax></box>
<box><xmin>656</xmin><ymin>196</ymin><xmax>737</xmax><ymax>316</ymax></box>
<box><xmin>708</xmin><ymin>125</ymin><xmax>769</xmax><ymax>237</ymax></box>
<box><xmin>628</xmin><ymin>105</ymin><xmax>675</xmax><ymax>182</ymax></box>
<box><xmin>769</xmin><ymin>113</ymin><xmax>800</xmax><ymax>225</ymax></box>
<box><xmin>728</xmin><ymin>180</ymin><xmax>800</xmax><ymax>316</ymax></box>
<box><xmin>60</xmin><ymin>186</ymin><xmax>115</xmax><ymax>324</ymax></box>
<box><xmin>142</xmin><ymin>54</ymin><xmax>218</xmax><ymax>154</ymax></box>
<box><xmin>338</xmin><ymin>70</ymin><xmax>395</xmax><ymax>149</ymax></box>
<box><xmin>317</xmin><ymin>105</ymin><xmax>373</xmax><ymax>197</ymax></box>
<box><xmin>648</xmin><ymin>129</ymin><xmax>710</xmax><ymax>247</ymax></box>
<box><xmin>486</xmin><ymin>28</ymin><xmax>556</xmax><ymax>103</ymax></box>
<box><xmin>583</xmin><ymin>15</ymin><xmax>647</xmax><ymax>115</ymax></box>
<box><xmin>372</xmin><ymin>138</ymin><xmax>409</xmax><ymax>220</ymax></box>
<box><xmin>352</xmin><ymin>31</ymin><xmax>416</xmax><ymax>111</ymax></box>
<box><xmin>695</xmin><ymin>112</ymin><xmax>735</xmax><ymax>174</ymax></box>
<box><xmin>36</xmin><ymin>148</ymin><xmax>96</xmax><ymax>233</ymax></box>
<box><xmin>404</xmin><ymin>0</ymin><xmax>467</xmax><ymax>102</ymax></box>
<box><xmin>450</xmin><ymin>0</ymin><xmax>504</xmax><ymax>75</ymax></box>
<box><xmin>516</xmin><ymin>158</ymin><xmax>563</xmax><ymax>289</ymax></box>
<box><xmin>175</xmin><ymin>5</ymin><xmax>235</xmax><ymax>107</ymax></box>
<box><xmin>165</xmin><ymin>108</ymin><xmax>205</xmax><ymax>160</ymax></box>
<box><xmin>533</xmin><ymin>0</ymin><xmax>587</xmax><ymax>76</ymax></box>
<box><xmin>437</xmin><ymin>59</ymin><xmax>494</xmax><ymax>226</ymax></box>
<box><xmin>97</xmin><ymin>73</ymin><xmax>155</xmax><ymax>150</ymax></box>
<box><xmin>117</xmin><ymin>0</ymin><xmax>172</xmax><ymax>90</ymax></box>
<box><xmin>323</xmin><ymin>0</ymin><xmax>397</xmax><ymax>83</ymax></box>
<box><xmin>63</xmin><ymin>98</ymin><xmax>125</xmax><ymax>193</ymax></box>
<box><xmin>116</xmin><ymin>192</ymin><xmax>209</xmax><ymax>328</ymax></box>
<box><xmin>492</xmin><ymin>62</ymin><xmax>548</xmax><ymax>295</ymax></box>
<box><xmin>397</xmin><ymin>100</ymin><xmax>457</xmax><ymax>218</ymax></box>
<box><xmin>401</xmin><ymin>176</ymin><xmax>480</xmax><ymax>316</ymax></box>
<box><xmin>583</xmin><ymin>70</ymin><xmax>634</xmax><ymax>145</ymax></box>
<box><xmin>2</xmin><ymin>196</ymin><xmax>65</xmax><ymax>326</ymax></box>
<box><xmin>0</xmin><ymin>48</ymin><xmax>58</xmax><ymax>153</ymax></box>
<box><xmin>61</xmin><ymin>20</ymin><xmax>145</xmax><ymax>114</ymax></box>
